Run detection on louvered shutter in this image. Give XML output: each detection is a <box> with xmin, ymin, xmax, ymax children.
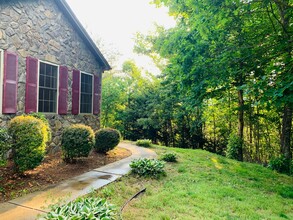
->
<box><xmin>2</xmin><ymin>51</ymin><xmax>18</xmax><ymax>114</ymax></box>
<box><xmin>93</xmin><ymin>74</ymin><xmax>101</xmax><ymax>115</ymax></box>
<box><xmin>25</xmin><ymin>57</ymin><xmax>38</xmax><ymax>113</ymax></box>
<box><xmin>58</xmin><ymin>66</ymin><xmax>68</xmax><ymax>114</ymax></box>
<box><xmin>72</xmin><ymin>69</ymin><xmax>80</xmax><ymax>115</ymax></box>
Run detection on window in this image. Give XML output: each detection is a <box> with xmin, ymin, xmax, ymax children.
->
<box><xmin>38</xmin><ymin>62</ymin><xmax>58</xmax><ymax>113</ymax></box>
<box><xmin>80</xmin><ymin>72</ymin><xmax>93</xmax><ymax>113</ymax></box>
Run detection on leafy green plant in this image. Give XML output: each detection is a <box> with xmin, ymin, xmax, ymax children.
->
<box><xmin>42</xmin><ymin>197</ymin><xmax>116</xmax><ymax>220</ymax></box>
<box><xmin>268</xmin><ymin>156</ymin><xmax>292</xmax><ymax>175</ymax></box>
<box><xmin>27</xmin><ymin>112</ymin><xmax>52</xmax><ymax>142</ymax></box>
<box><xmin>136</xmin><ymin>139</ymin><xmax>152</xmax><ymax>148</ymax></box>
<box><xmin>95</xmin><ymin>128</ymin><xmax>121</xmax><ymax>153</ymax></box>
<box><xmin>226</xmin><ymin>134</ymin><xmax>243</xmax><ymax>161</ymax></box>
<box><xmin>160</xmin><ymin>153</ymin><xmax>177</xmax><ymax>162</ymax></box>
<box><xmin>61</xmin><ymin>124</ymin><xmax>95</xmax><ymax>163</ymax></box>
<box><xmin>130</xmin><ymin>158</ymin><xmax>165</xmax><ymax>178</ymax></box>
<box><xmin>0</xmin><ymin>128</ymin><xmax>11</xmax><ymax>166</ymax></box>
<box><xmin>8</xmin><ymin>115</ymin><xmax>50</xmax><ymax>173</ymax></box>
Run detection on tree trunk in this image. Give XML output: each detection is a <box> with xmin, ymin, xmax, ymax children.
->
<box><xmin>280</xmin><ymin>104</ymin><xmax>292</xmax><ymax>160</ymax></box>
<box><xmin>237</xmin><ymin>89</ymin><xmax>244</xmax><ymax>161</ymax></box>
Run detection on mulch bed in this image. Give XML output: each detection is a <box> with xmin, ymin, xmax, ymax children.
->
<box><xmin>0</xmin><ymin>147</ymin><xmax>131</xmax><ymax>203</ymax></box>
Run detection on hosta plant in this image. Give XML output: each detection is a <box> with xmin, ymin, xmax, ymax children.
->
<box><xmin>136</xmin><ymin>139</ymin><xmax>152</xmax><ymax>148</ymax></box>
<box><xmin>42</xmin><ymin>197</ymin><xmax>116</xmax><ymax>220</ymax></box>
<box><xmin>160</xmin><ymin>153</ymin><xmax>177</xmax><ymax>162</ymax></box>
<box><xmin>130</xmin><ymin>158</ymin><xmax>165</xmax><ymax>178</ymax></box>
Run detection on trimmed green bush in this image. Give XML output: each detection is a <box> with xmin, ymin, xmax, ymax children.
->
<box><xmin>95</xmin><ymin>128</ymin><xmax>121</xmax><ymax>153</ymax></box>
<box><xmin>42</xmin><ymin>197</ymin><xmax>116</xmax><ymax>220</ymax></box>
<box><xmin>8</xmin><ymin>115</ymin><xmax>50</xmax><ymax>173</ymax></box>
<box><xmin>160</xmin><ymin>153</ymin><xmax>177</xmax><ymax>162</ymax></box>
<box><xmin>226</xmin><ymin>133</ymin><xmax>243</xmax><ymax>161</ymax></box>
<box><xmin>28</xmin><ymin>112</ymin><xmax>52</xmax><ymax>142</ymax></box>
<box><xmin>61</xmin><ymin>124</ymin><xmax>95</xmax><ymax>163</ymax></box>
<box><xmin>130</xmin><ymin>158</ymin><xmax>165</xmax><ymax>178</ymax></box>
<box><xmin>136</xmin><ymin>139</ymin><xmax>152</xmax><ymax>148</ymax></box>
<box><xmin>268</xmin><ymin>156</ymin><xmax>292</xmax><ymax>174</ymax></box>
<box><xmin>0</xmin><ymin>128</ymin><xmax>11</xmax><ymax>166</ymax></box>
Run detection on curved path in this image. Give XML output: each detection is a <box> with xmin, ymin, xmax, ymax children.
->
<box><xmin>0</xmin><ymin>142</ymin><xmax>156</xmax><ymax>220</ymax></box>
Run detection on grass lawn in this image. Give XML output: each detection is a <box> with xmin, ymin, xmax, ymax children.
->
<box><xmin>93</xmin><ymin>145</ymin><xmax>293</xmax><ymax>220</ymax></box>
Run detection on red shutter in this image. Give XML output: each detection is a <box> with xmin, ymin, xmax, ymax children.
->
<box><xmin>72</xmin><ymin>69</ymin><xmax>80</xmax><ymax>115</ymax></box>
<box><xmin>25</xmin><ymin>57</ymin><xmax>38</xmax><ymax>113</ymax></box>
<box><xmin>93</xmin><ymin>74</ymin><xmax>101</xmax><ymax>115</ymax></box>
<box><xmin>58</xmin><ymin>66</ymin><xmax>68</xmax><ymax>114</ymax></box>
<box><xmin>2</xmin><ymin>51</ymin><xmax>18</xmax><ymax>114</ymax></box>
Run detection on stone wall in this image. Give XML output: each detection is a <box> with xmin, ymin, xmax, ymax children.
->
<box><xmin>0</xmin><ymin>0</ymin><xmax>104</xmax><ymax>151</ymax></box>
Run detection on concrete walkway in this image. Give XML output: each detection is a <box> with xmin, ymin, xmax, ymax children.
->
<box><xmin>0</xmin><ymin>142</ymin><xmax>156</xmax><ymax>220</ymax></box>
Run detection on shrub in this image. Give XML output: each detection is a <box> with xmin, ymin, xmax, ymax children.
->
<box><xmin>160</xmin><ymin>153</ymin><xmax>177</xmax><ymax>162</ymax></box>
<box><xmin>61</xmin><ymin>124</ymin><xmax>95</xmax><ymax>163</ymax></box>
<box><xmin>226</xmin><ymin>134</ymin><xmax>243</xmax><ymax>161</ymax></box>
<box><xmin>136</xmin><ymin>139</ymin><xmax>152</xmax><ymax>148</ymax></box>
<box><xmin>268</xmin><ymin>156</ymin><xmax>292</xmax><ymax>174</ymax></box>
<box><xmin>28</xmin><ymin>112</ymin><xmax>52</xmax><ymax>142</ymax></box>
<box><xmin>8</xmin><ymin>115</ymin><xmax>49</xmax><ymax>173</ymax></box>
<box><xmin>43</xmin><ymin>197</ymin><xmax>116</xmax><ymax>220</ymax></box>
<box><xmin>130</xmin><ymin>158</ymin><xmax>165</xmax><ymax>178</ymax></box>
<box><xmin>0</xmin><ymin>128</ymin><xmax>11</xmax><ymax>166</ymax></box>
<box><xmin>95</xmin><ymin>128</ymin><xmax>121</xmax><ymax>153</ymax></box>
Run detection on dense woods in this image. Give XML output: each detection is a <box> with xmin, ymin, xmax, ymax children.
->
<box><xmin>102</xmin><ymin>0</ymin><xmax>292</xmax><ymax>172</ymax></box>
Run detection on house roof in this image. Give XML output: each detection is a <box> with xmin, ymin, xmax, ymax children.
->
<box><xmin>54</xmin><ymin>0</ymin><xmax>111</xmax><ymax>71</ymax></box>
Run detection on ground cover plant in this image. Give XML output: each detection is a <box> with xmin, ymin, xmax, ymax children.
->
<box><xmin>136</xmin><ymin>139</ymin><xmax>152</xmax><ymax>148</ymax></box>
<box><xmin>94</xmin><ymin>145</ymin><xmax>293</xmax><ymax>219</ymax></box>
<box><xmin>130</xmin><ymin>158</ymin><xmax>165</xmax><ymax>178</ymax></box>
<box><xmin>41</xmin><ymin>197</ymin><xmax>116</xmax><ymax>220</ymax></box>
<box><xmin>160</xmin><ymin>152</ymin><xmax>177</xmax><ymax>162</ymax></box>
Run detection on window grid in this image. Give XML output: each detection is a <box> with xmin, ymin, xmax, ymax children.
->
<box><xmin>38</xmin><ymin>62</ymin><xmax>58</xmax><ymax>113</ymax></box>
<box><xmin>80</xmin><ymin>73</ymin><xmax>93</xmax><ymax>113</ymax></box>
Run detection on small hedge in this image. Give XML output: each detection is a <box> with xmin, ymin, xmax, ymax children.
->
<box><xmin>130</xmin><ymin>158</ymin><xmax>165</xmax><ymax>178</ymax></box>
<box><xmin>42</xmin><ymin>197</ymin><xmax>116</xmax><ymax>220</ymax></box>
<box><xmin>0</xmin><ymin>128</ymin><xmax>11</xmax><ymax>166</ymax></box>
<box><xmin>95</xmin><ymin>128</ymin><xmax>121</xmax><ymax>154</ymax></box>
<box><xmin>136</xmin><ymin>139</ymin><xmax>152</xmax><ymax>148</ymax></box>
<box><xmin>61</xmin><ymin>124</ymin><xmax>95</xmax><ymax>163</ymax></box>
<box><xmin>8</xmin><ymin>115</ymin><xmax>50</xmax><ymax>173</ymax></box>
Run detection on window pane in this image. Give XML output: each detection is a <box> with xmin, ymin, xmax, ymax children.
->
<box><xmin>38</xmin><ymin>62</ymin><xmax>58</xmax><ymax>113</ymax></box>
<box><xmin>80</xmin><ymin>73</ymin><xmax>93</xmax><ymax>113</ymax></box>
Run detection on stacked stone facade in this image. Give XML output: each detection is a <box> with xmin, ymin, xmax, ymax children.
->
<box><xmin>0</xmin><ymin>0</ymin><xmax>106</xmax><ymax>152</ymax></box>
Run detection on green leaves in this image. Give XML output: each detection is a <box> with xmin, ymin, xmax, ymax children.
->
<box><xmin>136</xmin><ymin>139</ymin><xmax>152</xmax><ymax>148</ymax></box>
<box><xmin>130</xmin><ymin>158</ymin><xmax>166</xmax><ymax>178</ymax></box>
<box><xmin>160</xmin><ymin>152</ymin><xmax>177</xmax><ymax>162</ymax></box>
<box><xmin>61</xmin><ymin>124</ymin><xmax>95</xmax><ymax>163</ymax></box>
<box><xmin>41</xmin><ymin>198</ymin><xmax>116</xmax><ymax>220</ymax></box>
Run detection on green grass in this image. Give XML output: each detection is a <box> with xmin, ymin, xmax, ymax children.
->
<box><xmin>94</xmin><ymin>145</ymin><xmax>293</xmax><ymax>220</ymax></box>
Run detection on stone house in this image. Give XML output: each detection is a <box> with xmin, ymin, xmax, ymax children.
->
<box><xmin>0</xmin><ymin>0</ymin><xmax>110</xmax><ymax>150</ymax></box>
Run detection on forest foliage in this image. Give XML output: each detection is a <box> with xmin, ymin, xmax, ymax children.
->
<box><xmin>102</xmin><ymin>0</ymin><xmax>292</xmax><ymax>173</ymax></box>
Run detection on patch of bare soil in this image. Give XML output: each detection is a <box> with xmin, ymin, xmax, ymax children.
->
<box><xmin>0</xmin><ymin>147</ymin><xmax>131</xmax><ymax>203</ymax></box>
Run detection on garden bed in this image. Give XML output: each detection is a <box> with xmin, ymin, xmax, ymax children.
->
<box><xmin>0</xmin><ymin>147</ymin><xmax>131</xmax><ymax>203</ymax></box>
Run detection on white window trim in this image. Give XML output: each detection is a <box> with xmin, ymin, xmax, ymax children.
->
<box><xmin>0</xmin><ymin>49</ymin><xmax>4</xmax><ymax>115</ymax></box>
<box><xmin>37</xmin><ymin>60</ymin><xmax>59</xmax><ymax>114</ymax></box>
<box><xmin>79</xmin><ymin>71</ymin><xmax>94</xmax><ymax>114</ymax></box>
